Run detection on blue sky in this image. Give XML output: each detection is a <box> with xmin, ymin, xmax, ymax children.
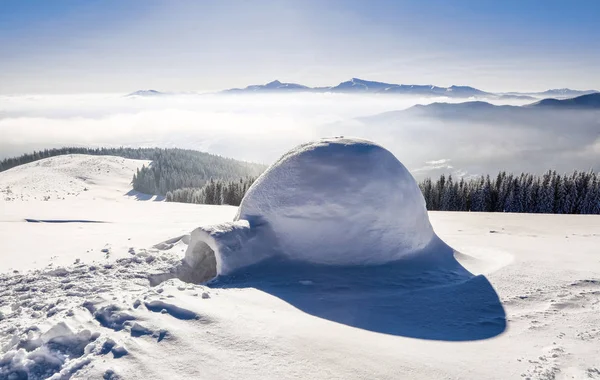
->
<box><xmin>1</xmin><ymin>0</ymin><xmax>599</xmax><ymax>93</ymax></box>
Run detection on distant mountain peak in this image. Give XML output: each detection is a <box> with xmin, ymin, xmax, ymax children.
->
<box><xmin>223</xmin><ymin>79</ymin><xmax>309</xmax><ymax>93</ymax></box>
<box><xmin>126</xmin><ymin>89</ymin><xmax>163</xmax><ymax>97</ymax></box>
<box><xmin>538</xmin><ymin>88</ymin><xmax>599</xmax><ymax>97</ymax></box>
<box><xmin>449</xmin><ymin>85</ymin><xmax>475</xmax><ymax>90</ymax></box>
<box><xmin>408</xmin><ymin>100</ymin><xmax>497</xmax><ymax>112</ymax></box>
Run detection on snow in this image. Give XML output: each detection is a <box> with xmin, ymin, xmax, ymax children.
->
<box><xmin>0</xmin><ymin>154</ymin><xmax>155</xmax><ymax>202</ymax></box>
<box><xmin>0</xmin><ymin>155</ymin><xmax>236</xmax><ymax>271</ymax></box>
<box><xmin>1</xmin><ymin>153</ymin><xmax>600</xmax><ymax>379</ymax></box>
<box><xmin>184</xmin><ymin>138</ymin><xmax>435</xmax><ymax>279</ymax></box>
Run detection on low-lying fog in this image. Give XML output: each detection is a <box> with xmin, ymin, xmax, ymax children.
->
<box><xmin>1</xmin><ymin>93</ymin><xmax>598</xmax><ymax>179</ymax></box>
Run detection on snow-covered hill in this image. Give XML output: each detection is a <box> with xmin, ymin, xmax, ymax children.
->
<box><xmin>0</xmin><ymin>154</ymin><xmax>234</xmax><ymax>271</ymax></box>
<box><xmin>1</xmin><ymin>151</ymin><xmax>599</xmax><ymax>380</ymax></box>
<box><xmin>0</xmin><ymin>154</ymin><xmax>154</xmax><ymax>202</ymax></box>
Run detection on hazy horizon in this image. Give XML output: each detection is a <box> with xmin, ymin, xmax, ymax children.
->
<box><xmin>2</xmin><ymin>92</ymin><xmax>598</xmax><ymax>181</ymax></box>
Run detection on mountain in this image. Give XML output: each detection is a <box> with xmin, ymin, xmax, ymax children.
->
<box><xmin>371</xmin><ymin>101</ymin><xmax>518</xmax><ymax>122</ymax></box>
<box><xmin>503</xmin><ymin>88</ymin><xmax>599</xmax><ymax>99</ymax></box>
<box><xmin>126</xmin><ymin>89</ymin><xmax>165</xmax><ymax>97</ymax></box>
<box><xmin>497</xmin><ymin>94</ymin><xmax>537</xmax><ymax>101</ymax></box>
<box><xmin>445</xmin><ymin>85</ymin><xmax>491</xmax><ymax>97</ymax></box>
<box><xmin>407</xmin><ymin>101</ymin><xmax>504</xmax><ymax>113</ymax></box>
<box><xmin>221</xmin><ymin>78</ymin><xmax>493</xmax><ymax>98</ymax></box>
<box><xmin>221</xmin><ymin>80</ymin><xmax>598</xmax><ymax>99</ymax></box>
<box><xmin>224</xmin><ymin>80</ymin><xmax>310</xmax><ymax>93</ymax></box>
<box><xmin>536</xmin><ymin>88</ymin><xmax>598</xmax><ymax>98</ymax></box>
<box><xmin>359</xmin><ymin>93</ymin><xmax>600</xmax><ymax>126</ymax></box>
<box><xmin>402</xmin><ymin>93</ymin><xmax>600</xmax><ymax>116</ymax></box>
<box><xmin>526</xmin><ymin>93</ymin><xmax>600</xmax><ymax>109</ymax></box>
<box><xmin>385</xmin><ymin>84</ymin><xmax>491</xmax><ymax>97</ymax></box>
<box><xmin>328</xmin><ymin>78</ymin><xmax>396</xmax><ymax>92</ymax></box>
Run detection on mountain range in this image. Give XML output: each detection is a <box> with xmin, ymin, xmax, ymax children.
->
<box><xmin>126</xmin><ymin>79</ymin><xmax>598</xmax><ymax>100</ymax></box>
<box><xmin>359</xmin><ymin>93</ymin><xmax>600</xmax><ymax>126</ymax></box>
<box><xmin>222</xmin><ymin>78</ymin><xmax>517</xmax><ymax>99</ymax></box>
<box><xmin>407</xmin><ymin>92</ymin><xmax>600</xmax><ymax>114</ymax></box>
<box><xmin>220</xmin><ymin>78</ymin><xmax>598</xmax><ymax>99</ymax></box>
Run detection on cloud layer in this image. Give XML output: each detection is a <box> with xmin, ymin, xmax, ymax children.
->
<box><xmin>1</xmin><ymin>93</ymin><xmax>597</xmax><ymax>179</ymax></box>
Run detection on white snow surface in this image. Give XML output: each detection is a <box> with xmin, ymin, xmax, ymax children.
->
<box><xmin>185</xmin><ymin>138</ymin><xmax>435</xmax><ymax>277</ymax></box>
<box><xmin>1</xmin><ymin>153</ymin><xmax>600</xmax><ymax>380</ymax></box>
<box><xmin>0</xmin><ymin>154</ymin><xmax>157</xmax><ymax>202</ymax></box>
<box><xmin>0</xmin><ymin>155</ymin><xmax>234</xmax><ymax>271</ymax></box>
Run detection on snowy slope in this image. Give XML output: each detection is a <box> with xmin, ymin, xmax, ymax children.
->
<box><xmin>0</xmin><ymin>154</ymin><xmax>155</xmax><ymax>202</ymax></box>
<box><xmin>1</xmin><ymin>154</ymin><xmax>600</xmax><ymax>380</ymax></box>
<box><xmin>0</xmin><ymin>155</ymin><xmax>235</xmax><ymax>271</ymax></box>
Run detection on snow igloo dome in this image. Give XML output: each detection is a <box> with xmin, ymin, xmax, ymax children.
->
<box><xmin>183</xmin><ymin>137</ymin><xmax>436</xmax><ymax>281</ymax></box>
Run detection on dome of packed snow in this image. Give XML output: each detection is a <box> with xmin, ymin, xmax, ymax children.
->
<box><xmin>183</xmin><ymin>137</ymin><xmax>436</xmax><ymax>279</ymax></box>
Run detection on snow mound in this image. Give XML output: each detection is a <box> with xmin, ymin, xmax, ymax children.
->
<box><xmin>183</xmin><ymin>137</ymin><xmax>435</xmax><ymax>281</ymax></box>
<box><xmin>0</xmin><ymin>154</ymin><xmax>153</xmax><ymax>202</ymax></box>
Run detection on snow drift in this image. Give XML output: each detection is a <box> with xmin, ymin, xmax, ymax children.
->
<box><xmin>182</xmin><ymin>137</ymin><xmax>436</xmax><ymax>282</ymax></box>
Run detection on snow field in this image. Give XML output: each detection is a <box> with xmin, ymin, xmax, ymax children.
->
<box><xmin>1</xmin><ymin>154</ymin><xmax>155</xmax><ymax>202</ymax></box>
<box><xmin>1</xmin><ymin>153</ymin><xmax>599</xmax><ymax>379</ymax></box>
<box><xmin>1</xmin><ymin>212</ymin><xmax>599</xmax><ymax>379</ymax></box>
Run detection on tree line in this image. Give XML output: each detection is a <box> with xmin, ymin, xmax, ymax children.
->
<box><xmin>165</xmin><ymin>177</ymin><xmax>257</xmax><ymax>206</ymax></box>
<box><xmin>419</xmin><ymin>170</ymin><xmax>600</xmax><ymax>214</ymax></box>
<box><xmin>165</xmin><ymin>169</ymin><xmax>600</xmax><ymax>214</ymax></box>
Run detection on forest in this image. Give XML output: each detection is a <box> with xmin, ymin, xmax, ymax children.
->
<box><xmin>130</xmin><ymin>150</ymin><xmax>264</xmax><ymax>195</ymax></box>
<box><xmin>165</xmin><ymin>177</ymin><xmax>257</xmax><ymax>206</ymax></box>
<box><xmin>419</xmin><ymin>170</ymin><xmax>600</xmax><ymax>214</ymax></box>
<box><xmin>166</xmin><ymin>169</ymin><xmax>600</xmax><ymax>214</ymax></box>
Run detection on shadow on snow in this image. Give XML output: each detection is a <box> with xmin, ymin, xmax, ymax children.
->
<box><xmin>210</xmin><ymin>238</ymin><xmax>506</xmax><ymax>341</ymax></box>
<box><xmin>125</xmin><ymin>189</ymin><xmax>165</xmax><ymax>201</ymax></box>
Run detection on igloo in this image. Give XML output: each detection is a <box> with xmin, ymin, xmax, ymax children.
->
<box><xmin>181</xmin><ymin>137</ymin><xmax>436</xmax><ymax>282</ymax></box>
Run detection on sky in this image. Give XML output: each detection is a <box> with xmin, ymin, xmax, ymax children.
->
<box><xmin>1</xmin><ymin>0</ymin><xmax>600</xmax><ymax>94</ymax></box>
